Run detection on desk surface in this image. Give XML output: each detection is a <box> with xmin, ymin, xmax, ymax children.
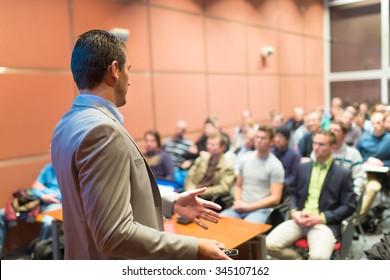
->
<box><xmin>164</xmin><ymin>215</ymin><xmax>271</xmax><ymax>249</ymax></box>
<box><xmin>363</xmin><ymin>164</ymin><xmax>390</xmax><ymax>173</ymax></box>
<box><xmin>42</xmin><ymin>208</ymin><xmax>63</xmax><ymax>221</ymax></box>
<box><xmin>42</xmin><ymin>209</ymin><xmax>271</xmax><ymax>249</ymax></box>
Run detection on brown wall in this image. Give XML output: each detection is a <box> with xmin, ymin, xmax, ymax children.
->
<box><xmin>0</xmin><ymin>0</ymin><xmax>324</xmax><ymax>207</ymax></box>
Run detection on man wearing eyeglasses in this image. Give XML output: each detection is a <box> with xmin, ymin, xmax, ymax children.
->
<box><xmin>266</xmin><ymin>130</ymin><xmax>356</xmax><ymax>260</ymax></box>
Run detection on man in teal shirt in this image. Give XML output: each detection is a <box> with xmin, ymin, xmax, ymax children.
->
<box><xmin>266</xmin><ymin>130</ymin><xmax>356</xmax><ymax>259</ymax></box>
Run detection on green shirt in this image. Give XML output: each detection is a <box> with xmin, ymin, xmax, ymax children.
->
<box><xmin>303</xmin><ymin>156</ymin><xmax>333</xmax><ymax>222</ymax></box>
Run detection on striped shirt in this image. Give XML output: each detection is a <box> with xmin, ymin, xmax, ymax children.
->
<box><xmin>163</xmin><ymin>137</ymin><xmax>193</xmax><ymax>168</ymax></box>
<box><xmin>333</xmin><ymin>143</ymin><xmax>367</xmax><ymax>196</ymax></box>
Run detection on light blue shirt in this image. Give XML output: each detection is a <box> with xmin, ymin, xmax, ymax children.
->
<box><xmin>74</xmin><ymin>94</ymin><xmax>124</xmax><ymax>124</ymax></box>
<box><xmin>30</xmin><ymin>163</ymin><xmax>62</xmax><ymax>202</ymax></box>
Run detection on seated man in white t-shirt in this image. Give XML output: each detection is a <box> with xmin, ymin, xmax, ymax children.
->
<box><xmin>221</xmin><ymin>125</ymin><xmax>284</xmax><ymax>224</ymax></box>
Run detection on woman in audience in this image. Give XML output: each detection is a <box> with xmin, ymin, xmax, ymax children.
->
<box><xmin>144</xmin><ymin>130</ymin><xmax>175</xmax><ymax>181</ymax></box>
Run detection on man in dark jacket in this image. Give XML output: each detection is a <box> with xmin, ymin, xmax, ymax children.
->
<box><xmin>266</xmin><ymin>130</ymin><xmax>356</xmax><ymax>259</ymax></box>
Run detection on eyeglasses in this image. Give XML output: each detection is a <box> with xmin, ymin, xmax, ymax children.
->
<box><xmin>313</xmin><ymin>141</ymin><xmax>328</xmax><ymax>147</ymax></box>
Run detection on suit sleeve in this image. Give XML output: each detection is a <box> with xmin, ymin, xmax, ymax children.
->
<box><xmin>322</xmin><ymin>169</ymin><xmax>356</xmax><ymax>224</ymax></box>
<box><xmin>285</xmin><ymin>152</ymin><xmax>301</xmax><ymax>186</ymax></box>
<box><xmin>76</xmin><ymin>124</ymin><xmax>197</xmax><ymax>259</ymax></box>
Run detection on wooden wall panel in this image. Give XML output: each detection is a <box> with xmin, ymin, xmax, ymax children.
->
<box><xmin>208</xmin><ymin>75</ymin><xmax>247</xmax><ymax>127</ymax></box>
<box><xmin>153</xmin><ymin>73</ymin><xmax>207</xmax><ymax>136</ymax></box>
<box><xmin>119</xmin><ymin>74</ymin><xmax>154</xmax><ymax>140</ymax></box>
<box><xmin>150</xmin><ymin>8</ymin><xmax>205</xmax><ymax>72</ymax></box>
<box><xmin>0</xmin><ymin>0</ymin><xmax>71</xmax><ymax>68</ymax></box>
<box><xmin>279</xmin><ymin>33</ymin><xmax>305</xmax><ymax>74</ymax></box>
<box><xmin>205</xmin><ymin>19</ymin><xmax>246</xmax><ymax>73</ymax></box>
<box><xmin>150</xmin><ymin>0</ymin><xmax>203</xmax><ymax>13</ymax></box>
<box><xmin>280</xmin><ymin>77</ymin><xmax>305</xmax><ymax>117</ymax></box>
<box><xmin>279</xmin><ymin>0</ymin><xmax>304</xmax><ymax>33</ymax></box>
<box><xmin>248</xmin><ymin>76</ymin><xmax>280</xmax><ymax>122</ymax></box>
<box><xmin>245</xmin><ymin>0</ymin><xmax>278</xmax><ymax>28</ymax></box>
<box><xmin>204</xmin><ymin>0</ymin><xmax>247</xmax><ymax>22</ymax></box>
<box><xmin>72</xmin><ymin>0</ymin><xmax>150</xmax><ymax>71</ymax></box>
<box><xmin>0</xmin><ymin>73</ymin><xmax>74</xmax><ymax>159</ymax></box>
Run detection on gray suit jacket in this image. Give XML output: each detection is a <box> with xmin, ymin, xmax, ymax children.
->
<box><xmin>51</xmin><ymin>96</ymin><xmax>197</xmax><ymax>259</ymax></box>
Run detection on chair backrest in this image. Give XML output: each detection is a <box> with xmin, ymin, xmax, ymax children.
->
<box><xmin>266</xmin><ymin>203</ymin><xmax>288</xmax><ymax>224</ymax></box>
<box><xmin>210</xmin><ymin>194</ymin><xmax>234</xmax><ymax>212</ymax></box>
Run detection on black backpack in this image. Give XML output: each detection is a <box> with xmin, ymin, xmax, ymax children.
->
<box><xmin>32</xmin><ymin>235</ymin><xmax>64</xmax><ymax>260</ymax></box>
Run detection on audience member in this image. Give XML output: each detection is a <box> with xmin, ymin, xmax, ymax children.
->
<box><xmin>162</xmin><ymin>120</ymin><xmax>193</xmax><ymax>169</ymax></box>
<box><xmin>329</xmin><ymin>121</ymin><xmax>367</xmax><ymax>197</ymax></box>
<box><xmin>322</xmin><ymin>97</ymin><xmax>343</xmax><ymax>130</ymax></box>
<box><xmin>144</xmin><ymin>130</ymin><xmax>175</xmax><ymax>181</ymax></box>
<box><xmin>358</xmin><ymin>102</ymin><xmax>372</xmax><ymax>133</ymax></box>
<box><xmin>271</xmin><ymin>126</ymin><xmax>301</xmax><ymax>200</ymax></box>
<box><xmin>298</xmin><ymin>110</ymin><xmax>322</xmax><ymax>161</ymax></box>
<box><xmin>221</xmin><ymin>125</ymin><xmax>284</xmax><ymax>224</ymax></box>
<box><xmin>180</xmin><ymin>116</ymin><xmax>219</xmax><ymax>170</ymax></box>
<box><xmin>270</xmin><ymin>112</ymin><xmax>284</xmax><ymax>131</ymax></box>
<box><xmin>354</xmin><ymin>113</ymin><xmax>367</xmax><ymax>134</ymax></box>
<box><xmin>358</xmin><ymin>102</ymin><xmax>369</xmax><ymax>119</ymax></box>
<box><xmin>211</xmin><ymin>115</ymin><xmax>231</xmax><ymax>152</ymax></box>
<box><xmin>268</xmin><ymin>109</ymin><xmax>278</xmax><ymax>121</ymax></box>
<box><xmin>232</xmin><ymin>110</ymin><xmax>257</xmax><ymax>151</ymax></box>
<box><xmin>0</xmin><ymin>162</ymin><xmax>62</xmax><ymax>257</ymax></box>
<box><xmin>233</xmin><ymin>129</ymin><xmax>256</xmax><ymax>175</ymax></box>
<box><xmin>345</xmin><ymin>105</ymin><xmax>357</xmax><ymax>115</ymax></box>
<box><xmin>184</xmin><ymin>133</ymin><xmax>235</xmax><ymax>200</ymax></box>
<box><xmin>342</xmin><ymin>110</ymin><xmax>361</xmax><ymax>147</ymax></box>
<box><xmin>196</xmin><ymin>116</ymin><xmax>231</xmax><ymax>153</ymax></box>
<box><xmin>356</xmin><ymin>112</ymin><xmax>390</xmax><ymax>218</ymax></box>
<box><xmin>195</xmin><ymin>116</ymin><xmax>220</xmax><ymax>153</ymax></box>
<box><xmin>291</xmin><ymin>113</ymin><xmax>309</xmax><ymax>150</ymax></box>
<box><xmin>285</xmin><ymin>106</ymin><xmax>304</xmax><ymax>135</ymax></box>
<box><xmin>384</xmin><ymin>111</ymin><xmax>390</xmax><ymax>133</ymax></box>
<box><xmin>266</xmin><ymin>130</ymin><xmax>356</xmax><ymax>260</ymax></box>
<box><xmin>285</xmin><ymin>106</ymin><xmax>305</xmax><ymax>131</ymax></box>
<box><xmin>371</xmin><ymin>103</ymin><xmax>387</xmax><ymax>114</ymax></box>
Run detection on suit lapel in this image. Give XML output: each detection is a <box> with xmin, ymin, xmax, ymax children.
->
<box><xmin>117</xmin><ymin>124</ymin><xmax>162</xmax><ymax>206</ymax></box>
<box><xmin>302</xmin><ymin>163</ymin><xmax>313</xmax><ymax>200</ymax></box>
<box><xmin>319</xmin><ymin>161</ymin><xmax>334</xmax><ymax>202</ymax></box>
<box><xmin>79</xmin><ymin>101</ymin><xmax>162</xmax><ymax>206</ymax></box>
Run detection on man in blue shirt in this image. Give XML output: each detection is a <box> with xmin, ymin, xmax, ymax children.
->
<box><xmin>356</xmin><ymin>111</ymin><xmax>390</xmax><ymax>218</ymax></box>
<box><xmin>0</xmin><ymin>163</ymin><xmax>61</xmax><ymax>257</ymax></box>
<box><xmin>271</xmin><ymin>126</ymin><xmax>301</xmax><ymax>200</ymax></box>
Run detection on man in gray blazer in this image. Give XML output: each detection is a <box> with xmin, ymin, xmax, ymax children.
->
<box><xmin>51</xmin><ymin>30</ymin><xmax>229</xmax><ymax>260</ymax></box>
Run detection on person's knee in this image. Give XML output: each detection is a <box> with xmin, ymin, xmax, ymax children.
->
<box><xmin>265</xmin><ymin>233</ymin><xmax>283</xmax><ymax>252</ymax></box>
<box><xmin>221</xmin><ymin>208</ymin><xmax>238</xmax><ymax>218</ymax></box>
<box><xmin>366</xmin><ymin>180</ymin><xmax>382</xmax><ymax>192</ymax></box>
<box><xmin>308</xmin><ymin>249</ymin><xmax>332</xmax><ymax>260</ymax></box>
<box><xmin>266</xmin><ymin>241</ymin><xmax>281</xmax><ymax>253</ymax></box>
<box><xmin>245</xmin><ymin>215</ymin><xmax>263</xmax><ymax>224</ymax></box>
<box><xmin>41</xmin><ymin>216</ymin><xmax>54</xmax><ymax>227</ymax></box>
